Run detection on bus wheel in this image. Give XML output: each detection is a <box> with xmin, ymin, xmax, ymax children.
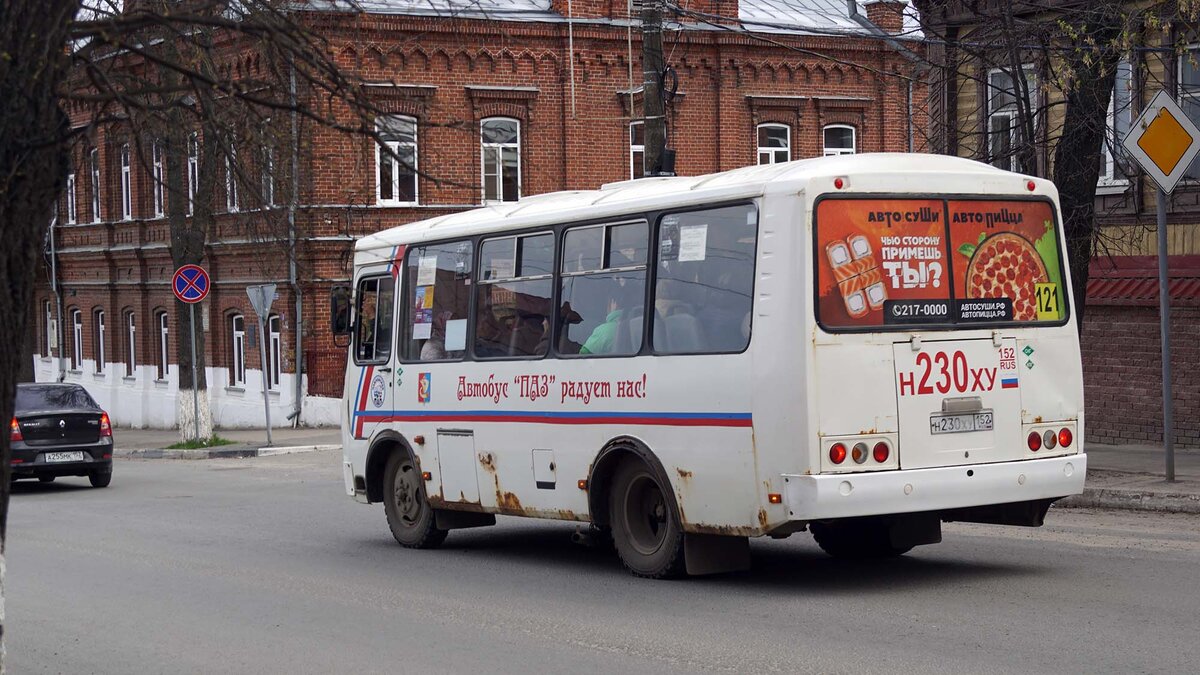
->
<box><xmin>384</xmin><ymin>452</ymin><xmax>447</xmax><ymax>549</ymax></box>
<box><xmin>810</xmin><ymin>518</ymin><xmax>913</xmax><ymax>559</ymax></box>
<box><xmin>610</xmin><ymin>460</ymin><xmax>685</xmax><ymax>578</ymax></box>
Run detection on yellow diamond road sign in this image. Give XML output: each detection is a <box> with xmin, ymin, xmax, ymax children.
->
<box><xmin>1123</xmin><ymin>89</ymin><xmax>1200</xmax><ymax>194</ymax></box>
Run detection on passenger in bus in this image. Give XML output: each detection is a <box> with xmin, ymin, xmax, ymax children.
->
<box><xmin>420</xmin><ymin>310</ymin><xmax>454</xmax><ymax>360</ymax></box>
<box><xmin>580</xmin><ymin>281</ymin><xmax>639</xmax><ymax>355</ymax></box>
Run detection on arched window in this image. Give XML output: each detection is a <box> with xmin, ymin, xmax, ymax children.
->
<box><xmin>757</xmin><ymin>123</ymin><xmax>791</xmax><ymax>164</ymax></box>
<box><xmin>822</xmin><ymin>124</ymin><xmax>857</xmax><ymax>156</ymax></box>
<box><xmin>187</xmin><ymin>133</ymin><xmax>198</xmax><ymax>215</ymax></box>
<box><xmin>70</xmin><ymin>309</ymin><xmax>83</xmax><ymax>371</ymax></box>
<box><xmin>481</xmin><ymin>117</ymin><xmax>520</xmax><ymax>203</ymax></box>
<box><xmin>93</xmin><ymin>309</ymin><xmax>106</xmax><ymax>374</ymax></box>
<box><xmin>155</xmin><ymin>310</ymin><xmax>170</xmax><ymax>380</ymax></box>
<box><xmin>266</xmin><ymin>314</ymin><xmax>282</xmax><ymax>390</ymax></box>
<box><xmin>376</xmin><ymin>115</ymin><xmax>418</xmax><ymax>205</ymax></box>
<box><xmin>90</xmin><ymin>148</ymin><xmax>102</xmax><ymax>223</ymax></box>
<box><xmin>230</xmin><ymin>314</ymin><xmax>246</xmax><ymax>386</ymax></box>
<box><xmin>123</xmin><ymin>310</ymin><xmax>136</xmax><ymax>377</ymax></box>
<box><xmin>629</xmin><ymin>121</ymin><xmax>645</xmax><ymax>179</ymax></box>
<box><xmin>225</xmin><ymin>142</ymin><xmax>239</xmax><ymax>212</ymax></box>
<box><xmin>119</xmin><ymin>143</ymin><xmax>132</xmax><ymax>220</ymax></box>
<box><xmin>66</xmin><ymin>169</ymin><xmax>77</xmax><ymax>224</ymax></box>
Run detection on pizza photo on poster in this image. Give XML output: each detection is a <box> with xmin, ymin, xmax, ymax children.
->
<box><xmin>815</xmin><ymin>198</ymin><xmax>1064</xmax><ymax>328</ymax></box>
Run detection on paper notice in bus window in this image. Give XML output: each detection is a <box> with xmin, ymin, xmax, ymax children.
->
<box><xmin>947</xmin><ymin>200</ymin><xmax>1063</xmax><ymax>323</ymax></box>
<box><xmin>815</xmin><ymin>198</ymin><xmax>947</xmax><ymax>327</ymax></box>
<box><xmin>412</xmin><ymin>321</ymin><xmax>432</xmax><ymax>340</ymax></box>
<box><xmin>416</xmin><ymin>256</ymin><xmax>438</xmax><ymax>286</ymax></box>
<box><xmin>677</xmin><ymin>224</ymin><xmax>708</xmax><ymax>261</ymax></box>
<box><xmin>444</xmin><ymin>318</ymin><xmax>467</xmax><ymax>351</ymax></box>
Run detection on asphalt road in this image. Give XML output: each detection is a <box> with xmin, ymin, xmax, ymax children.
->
<box><xmin>7</xmin><ymin>450</ymin><xmax>1199</xmax><ymax>674</ymax></box>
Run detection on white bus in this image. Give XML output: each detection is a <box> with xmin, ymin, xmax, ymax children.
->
<box><xmin>331</xmin><ymin>154</ymin><xmax>1086</xmax><ymax>578</ymax></box>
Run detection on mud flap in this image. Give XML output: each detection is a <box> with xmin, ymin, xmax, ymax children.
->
<box><xmin>888</xmin><ymin>513</ymin><xmax>942</xmax><ymax>549</ymax></box>
<box><xmin>434</xmin><ymin>510</ymin><xmax>496</xmax><ymax>530</ymax></box>
<box><xmin>684</xmin><ymin>534</ymin><xmax>751</xmax><ymax>576</ymax></box>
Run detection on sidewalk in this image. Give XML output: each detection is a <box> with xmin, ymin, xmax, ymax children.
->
<box><xmin>113</xmin><ymin>426</ymin><xmax>341</xmax><ymax>460</ymax></box>
<box><xmin>1059</xmin><ymin>442</ymin><xmax>1200</xmax><ymax>514</ymax></box>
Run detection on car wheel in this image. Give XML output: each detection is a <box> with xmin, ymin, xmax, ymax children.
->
<box><xmin>38</xmin><ymin>475</ymin><xmax>55</xmax><ymax>483</ymax></box>
<box><xmin>89</xmin><ymin>471</ymin><xmax>112</xmax><ymax>488</ymax></box>
<box><xmin>383</xmin><ymin>451</ymin><xmax>447</xmax><ymax>549</ymax></box>
<box><xmin>609</xmin><ymin>460</ymin><xmax>686</xmax><ymax>579</ymax></box>
<box><xmin>810</xmin><ymin>518</ymin><xmax>912</xmax><ymax>559</ymax></box>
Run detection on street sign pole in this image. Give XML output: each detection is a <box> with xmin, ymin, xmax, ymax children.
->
<box><xmin>259</xmin><ymin>312</ymin><xmax>273</xmax><ymax>447</ymax></box>
<box><xmin>189</xmin><ymin>303</ymin><xmax>201</xmax><ymax>444</ymax></box>
<box><xmin>1156</xmin><ymin>189</ymin><xmax>1175</xmax><ymax>482</ymax></box>
<box><xmin>1121</xmin><ymin>90</ymin><xmax>1194</xmax><ymax>483</ymax></box>
<box><xmin>246</xmin><ymin>283</ymin><xmax>278</xmax><ymax>447</ymax></box>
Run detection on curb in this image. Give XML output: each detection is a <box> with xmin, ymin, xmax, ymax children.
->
<box><xmin>125</xmin><ymin>444</ymin><xmax>339</xmax><ymax>460</ymax></box>
<box><xmin>1057</xmin><ymin>488</ymin><xmax>1200</xmax><ymax>514</ymax></box>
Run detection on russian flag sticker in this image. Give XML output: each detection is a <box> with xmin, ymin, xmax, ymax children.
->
<box><xmin>1001</xmin><ymin>376</ymin><xmax>1019</xmax><ymax>389</ymax></box>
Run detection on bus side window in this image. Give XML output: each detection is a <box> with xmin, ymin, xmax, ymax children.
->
<box><xmin>354</xmin><ymin>275</ymin><xmax>395</xmax><ymax>364</ymax></box>
<box><xmin>558</xmin><ymin>220</ymin><xmax>648</xmax><ymax>357</ymax></box>
<box><xmin>652</xmin><ymin>204</ymin><xmax>757</xmax><ymax>354</ymax></box>
<box><xmin>402</xmin><ymin>240</ymin><xmax>474</xmax><ymax>362</ymax></box>
<box><xmin>475</xmin><ymin>232</ymin><xmax>554</xmax><ymax>359</ymax></box>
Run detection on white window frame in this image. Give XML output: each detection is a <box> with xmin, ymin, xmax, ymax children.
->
<box><xmin>757</xmin><ymin>123</ymin><xmax>791</xmax><ymax>165</ymax></box>
<box><xmin>262</xmin><ymin>146</ymin><xmax>275</xmax><ymax>208</ymax></box>
<box><xmin>124</xmin><ymin>311</ymin><xmax>136</xmax><ymax>377</ymax></box>
<box><xmin>90</xmin><ymin>148</ymin><xmax>101</xmax><ymax>223</ymax></box>
<box><xmin>822</xmin><ymin>124</ymin><xmax>857</xmax><ymax>156</ymax></box>
<box><xmin>65</xmin><ymin>170</ymin><xmax>77</xmax><ymax>224</ymax></box>
<box><xmin>120</xmin><ymin>144</ymin><xmax>132</xmax><ymax>220</ymax></box>
<box><xmin>481</xmin><ymin>117</ymin><xmax>521</xmax><ymax>204</ymax></box>
<box><xmin>986</xmin><ymin>65</ymin><xmax>1038</xmax><ymax>173</ymax></box>
<box><xmin>44</xmin><ymin>301</ymin><xmax>54</xmax><ymax>356</ymax></box>
<box><xmin>1179</xmin><ymin>46</ymin><xmax>1200</xmax><ymax>179</ymax></box>
<box><xmin>71</xmin><ymin>309</ymin><xmax>83</xmax><ymax>371</ymax></box>
<box><xmin>376</xmin><ymin>115</ymin><xmax>419</xmax><ymax>206</ymax></box>
<box><xmin>157</xmin><ymin>310</ymin><xmax>169</xmax><ymax>380</ymax></box>
<box><xmin>152</xmin><ymin>140</ymin><xmax>165</xmax><ymax>217</ymax></box>
<box><xmin>267</xmin><ymin>314</ymin><xmax>281</xmax><ymax>390</ymax></box>
<box><xmin>231</xmin><ymin>314</ymin><xmax>246</xmax><ymax>386</ymax></box>
<box><xmin>187</xmin><ymin>133</ymin><xmax>198</xmax><ymax>215</ymax></box>
<box><xmin>225</xmin><ymin>143</ymin><xmax>239</xmax><ymax>213</ymax></box>
<box><xmin>630</xmin><ymin>121</ymin><xmax>645</xmax><ymax>179</ymax></box>
<box><xmin>1100</xmin><ymin>59</ymin><xmax>1134</xmax><ymax>187</ymax></box>
<box><xmin>94</xmin><ymin>309</ymin><xmax>106</xmax><ymax>374</ymax></box>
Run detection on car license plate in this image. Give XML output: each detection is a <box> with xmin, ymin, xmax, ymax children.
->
<box><xmin>929</xmin><ymin>411</ymin><xmax>994</xmax><ymax>435</ymax></box>
<box><xmin>44</xmin><ymin>451</ymin><xmax>84</xmax><ymax>463</ymax></box>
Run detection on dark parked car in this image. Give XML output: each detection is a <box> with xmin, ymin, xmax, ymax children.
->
<box><xmin>11</xmin><ymin>383</ymin><xmax>113</xmax><ymax>488</ymax></box>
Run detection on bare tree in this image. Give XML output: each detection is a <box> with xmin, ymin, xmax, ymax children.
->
<box><xmin>0</xmin><ymin>0</ymin><xmax>425</xmax><ymax>665</ymax></box>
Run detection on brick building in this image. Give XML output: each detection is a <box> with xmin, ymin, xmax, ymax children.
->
<box><xmin>915</xmin><ymin>0</ymin><xmax>1200</xmax><ymax>448</ymax></box>
<box><xmin>34</xmin><ymin>0</ymin><xmax>925</xmax><ymax>428</ymax></box>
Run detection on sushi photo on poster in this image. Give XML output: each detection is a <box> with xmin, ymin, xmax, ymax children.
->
<box><xmin>814</xmin><ymin>198</ymin><xmax>1064</xmax><ymax>329</ymax></box>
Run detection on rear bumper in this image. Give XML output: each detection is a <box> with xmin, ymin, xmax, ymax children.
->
<box><xmin>11</xmin><ymin>441</ymin><xmax>114</xmax><ymax>478</ymax></box>
<box><xmin>783</xmin><ymin>453</ymin><xmax>1086</xmax><ymax>520</ymax></box>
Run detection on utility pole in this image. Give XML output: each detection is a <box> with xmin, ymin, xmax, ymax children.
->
<box><xmin>641</xmin><ymin>0</ymin><xmax>669</xmax><ymax>176</ymax></box>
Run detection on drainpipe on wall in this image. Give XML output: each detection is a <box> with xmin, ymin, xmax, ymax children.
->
<box><xmin>848</xmin><ymin>1</ymin><xmax>925</xmax><ymax>152</ymax></box>
<box><xmin>48</xmin><ymin>215</ymin><xmax>65</xmax><ymax>382</ymax></box>
<box><xmin>287</xmin><ymin>60</ymin><xmax>304</xmax><ymax>427</ymax></box>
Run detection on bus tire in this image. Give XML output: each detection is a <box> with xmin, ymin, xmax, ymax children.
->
<box><xmin>609</xmin><ymin>460</ymin><xmax>686</xmax><ymax>579</ymax></box>
<box><xmin>383</xmin><ymin>451</ymin><xmax>447</xmax><ymax>549</ymax></box>
<box><xmin>810</xmin><ymin>518</ymin><xmax>913</xmax><ymax>559</ymax></box>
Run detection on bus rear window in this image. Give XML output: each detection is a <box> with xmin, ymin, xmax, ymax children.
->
<box><xmin>814</xmin><ymin>197</ymin><xmax>1067</xmax><ymax>330</ymax></box>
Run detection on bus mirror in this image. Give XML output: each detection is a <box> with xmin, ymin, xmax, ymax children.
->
<box><xmin>330</xmin><ymin>286</ymin><xmax>352</xmax><ymax>335</ymax></box>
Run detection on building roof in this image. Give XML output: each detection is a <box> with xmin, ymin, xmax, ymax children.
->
<box><xmin>1087</xmin><ymin>255</ymin><xmax>1200</xmax><ymax>307</ymax></box>
<box><xmin>307</xmin><ymin>0</ymin><xmax>921</xmax><ymax>36</ymax></box>
<box><xmin>356</xmin><ymin>153</ymin><xmax>1026</xmax><ymax>254</ymax></box>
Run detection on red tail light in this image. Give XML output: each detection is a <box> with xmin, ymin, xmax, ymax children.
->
<box><xmin>1058</xmin><ymin>427</ymin><xmax>1073</xmax><ymax>448</ymax></box>
<box><xmin>873</xmin><ymin>441</ymin><xmax>890</xmax><ymax>463</ymax></box>
<box><xmin>99</xmin><ymin>412</ymin><xmax>112</xmax><ymax>438</ymax></box>
<box><xmin>829</xmin><ymin>443</ymin><xmax>847</xmax><ymax>464</ymax></box>
<box><xmin>1027</xmin><ymin>431</ymin><xmax>1042</xmax><ymax>451</ymax></box>
<box><xmin>10</xmin><ymin>418</ymin><xmax>22</xmax><ymax>442</ymax></box>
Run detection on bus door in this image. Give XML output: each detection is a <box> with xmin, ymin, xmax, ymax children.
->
<box><xmin>348</xmin><ymin>267</ymin><xmax>398</xmax><ymax>444</ymax></box>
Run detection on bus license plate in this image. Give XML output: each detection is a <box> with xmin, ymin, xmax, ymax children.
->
<box><xmin>929</xmin><ymin>412</ymin><xmax>993</xmax><ymax>435</ymax></box>
<box><xmin>44</xmin><ymin>451</ymin><xmax>84</xmax><ymax>463</ymax></box>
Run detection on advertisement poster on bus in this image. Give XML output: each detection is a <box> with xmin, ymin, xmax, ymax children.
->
<box><xmin>815</xmin><ymin>198</ymin><xmax>1063</xmax><ymax>328</ymax></box>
